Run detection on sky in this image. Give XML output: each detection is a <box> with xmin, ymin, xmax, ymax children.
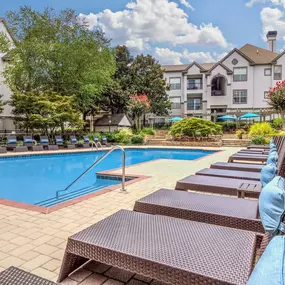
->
<box><xmin>1</xmin><ymin>0</ymin><xmax>285</xmax><ymax>65</ymax></box>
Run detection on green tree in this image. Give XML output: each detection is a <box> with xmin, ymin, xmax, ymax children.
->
<box><xmin>0</xmin><ymin>6</ymin><xmax>116</xmax><ymax>120</ymax></box>
<box><xmin>0</xmin><ymin>95</ymin><xmax>6</xmax><ymax>114</ymax></box>
<box><xmin>130</xmin><ymin>94</ymin><xmax>150</xmax><ymax>131</ymax></box>
<box><xmin>11</xmin><ymin>90</ymin><xmax>83</xmax><ymax>133</ymax></box>
<box><xmin>130</xmin><ymin>54</ymin><xmax>171</xmax><ymax>116</ymax></box>
<box><xmin>96</xmin><ymin>46</ymin><xmax>133</xmax><ymax>114</ymax></box>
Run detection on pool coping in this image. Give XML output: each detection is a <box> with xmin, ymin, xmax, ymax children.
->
<box><xmin>0</xmin><ymin>145</ymin><xmax>223</xmax><ymax>159</ymax></box>
<box><xmin>0</xmin><ymin>147</ymin><xmax>223</xmax><ymax>214</ymax></box>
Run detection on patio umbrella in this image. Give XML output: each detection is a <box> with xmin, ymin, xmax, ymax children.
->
<box><xmin>239</xmin><ymin>113</ymin><xmax>260</xmax><ymax>119</ymax></box>
<box><xmin>169</xmin><ymin>116</ymin><xmax>183</xmax><ymax>122</ymax></box>
<box><xmin>218</xmin><ymin>115</ymin><xmax>236</xmax><ymax>121</ymax></box>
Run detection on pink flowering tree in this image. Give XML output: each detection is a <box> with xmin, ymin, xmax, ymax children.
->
<box><xmin>268</xmin><ymin>80</ymin><xmax>285</xmax><ymax>125</ymax></box>
<box><xmin>129</xmin><ymin>94</ymin><xmax>150</xmax><ymax>131</ymax></box>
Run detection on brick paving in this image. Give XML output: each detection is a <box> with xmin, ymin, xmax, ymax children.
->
<box><xmin>0</xmin><ymin>146</ymin><xmax>241</xmax><ymax>283</ymax></box>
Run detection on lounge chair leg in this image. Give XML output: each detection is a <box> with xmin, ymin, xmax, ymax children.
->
<box><xmin>57</xmin><ymin>251</ymin><xmax>88</xmax><ymax>282</ymax></box>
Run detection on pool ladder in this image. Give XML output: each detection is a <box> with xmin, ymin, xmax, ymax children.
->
<box><xmin>56</xmin><ymin>145</ymin><xmax>126</xmax><ymax>199</ymax></box>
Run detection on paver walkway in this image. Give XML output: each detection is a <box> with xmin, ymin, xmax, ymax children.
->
<box><xmin>0</xmin><ymin>147</ymin><xmax>241</xmax><ymax>283</ymax></box>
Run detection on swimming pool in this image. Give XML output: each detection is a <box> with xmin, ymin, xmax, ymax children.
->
<box><xmin>0</xmin><ymin>148</ymin><xmax>216</xmax><ymax>209</ymax></box>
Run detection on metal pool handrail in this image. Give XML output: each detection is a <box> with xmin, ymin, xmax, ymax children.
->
<box><xmin>56</xmin><ymin>145</ymin><xmax>126</xmax><ymax>199</ymax></box>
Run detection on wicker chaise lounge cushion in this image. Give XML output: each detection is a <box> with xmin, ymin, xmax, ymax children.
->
<box><xmin>176</xmin><ymin>175</ymin><xmax>261</xmax><ymax>197</ymax></box>
<box><xmin>134</xmin><ymin>189</ymin><xmax>263</xmax><ymax>232</ymax></box>
<box><xmin>58</xmin><ymin>210</ymin><xmax>257</xmax><ymax>285</ymax></box>
<box><xmin>260</xmin><ymin>163</ymin><xmax>277</xmax><ymax>187</ymax></box>
<box><xmin>259</xmin><ymin>176</ymin><xmax>285</xmax><ymax>236</ymax></box>
<box><xmin>211</xmin><ymin>162</ymin><xmax>264</xmax><ymax>172</ymax></box>
<box><xmin>247</xmin><ymin>236</ymin><xmax>285</xmax><ymax>285</ymax></box>
<box><xmin>196</xmin><ymin>168</ymin><xmax>261</xmax><ymax>181</ymax></box>
<box><xmin>0</xmin><ymin>266</ymin><xmax>56</xmax><ymax>285</ymax></box>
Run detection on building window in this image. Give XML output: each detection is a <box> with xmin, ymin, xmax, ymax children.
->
<box><xmin>233</xmin><ymin>67</ymin><xmax>247</xmax><ymax>81</ymax></box>
<box><xmin>170</xmin><ymin>97</ymin><xmax>181</xmax><ymax>109</ymax></box>
<box><xmin>187</xmin><ymin>78</ymin><xmax>202</xmax><ymax>90</ymax></box>
<box><xmin>264</xmin><ymin>68</ymin><xmax>272</xmax><ymax>76</ymax></box>
<box><xmin>187</xmin><ymin>98</ymin><xmax>202</xmax><ymax>110</ymax></box>
<box><xmin>274</xmin><ymin>65</ymin><xmax>282</xmax><ymax>80</ymax></box>
<box><xmin>233</xmin><ymin>90</ymin><xmax>247</xmax><ymax>104</ymax></box>
<box><xmin>264</xmin><ymin>91</ymin><xmax>269</xmax><ymax>99</ymax></box>
<box><xmin>169</xmin><ymin>77</ymin><xmax>181</xmax><ymax>90</ymax></box>
<box><xmin>232</xmin><ymin>59</ymin><xmax>238</xmax><ymax>65</ymax></box>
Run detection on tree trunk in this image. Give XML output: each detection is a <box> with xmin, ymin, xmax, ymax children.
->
<box><xmin>61</xmin><ymin>123</ymin><xmax>65</xmax><ymax>135</ymax></box>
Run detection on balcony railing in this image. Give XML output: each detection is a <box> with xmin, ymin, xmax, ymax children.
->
<box><xmin>187</xmin><ymin>83</ymin><xmax>203</xmax><ymax>90</ymax></box>
<box><xmin>211</xmin><ymin>90</ymin><xmax>225</xmax><ymax>96</ymax></box>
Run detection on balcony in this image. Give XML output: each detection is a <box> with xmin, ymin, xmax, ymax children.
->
<box><xmin>211</xmin><ymin>76</ymin><xmax>227</xmax><ymax>96</ymax></box>
<box><xmin>187</xmin><ymin>83</ymin><xmax>203</xmax><ymax>90</ymax></box>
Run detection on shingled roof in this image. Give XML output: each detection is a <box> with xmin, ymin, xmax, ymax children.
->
<box><xmin>239</xmin><ymin>44</ymin><xmax>279</xmax><ymax>64</ymax></box>
<box><xmin>162</xmin><ymin>62</ymin><xmax>215</xmax><ymax>72</ymax></box>
<box><xmin>95</xmin><ymin>113</ymin><xmax>132</xmax><ymax>127</ymax></box>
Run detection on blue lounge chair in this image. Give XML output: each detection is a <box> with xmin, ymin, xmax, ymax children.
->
<box><xmin>40</xmin><ymin>136</ymin><xmax>59</xmax><ymax>150</ymax></box>
<box><xmin>23</xmin><ymin>136</ymin><xmax>43</xmax><ymax>151</ymax></box>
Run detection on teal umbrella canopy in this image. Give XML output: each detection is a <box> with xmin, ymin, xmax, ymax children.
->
<box><xmin>169</xmin><ymin>116</ymin><xmax>183</xmax><ymax>122</ymax></box>
<box><xmin>239</xmin><ymin>113</ymin><xmax>260</xmax><ymax>119</ymax></box>
<box><xmin>218</xmin><ymin>115</ymin><xmax>236</xmax><ymax>121</ymax></box>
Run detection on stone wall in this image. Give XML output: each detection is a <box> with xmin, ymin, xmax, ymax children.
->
<box><xmin>162</xmin><ymin>140</ymin><xmax>222</xmax><ymax>147</ymax></box>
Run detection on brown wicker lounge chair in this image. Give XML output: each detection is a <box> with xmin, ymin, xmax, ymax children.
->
<box><xmin>55</xmin><ymin>135</ymin><xmax>64</xmax><ymax>148</ymax></box>
<box><xmin>196</xmin><ymin>168</ymin><xmax>261</xmax><ymax>181</ymax></box>
<box><xmin>40</xmin><ymin>136</ymin><xmax>59</xmax><ymax>150</ymax></box>
<box><xmin>0</xmin><ymin>266</ymin><xmax>56</xmax><ymax>285</ymax></box>
<box><xmin>58</xmin><ymin>210</ymin><xmax>259</xmax><ymax>285</ymax></box>
<box><xmin>247</xmin><ymin>144</ymin><xmax>270</xmax><ymax>150</ymax></box>
<box><xmin>211</xmin><ymin>161</ymin><xmax>264</xmax><ymax>172</ymax></box>
<box><xmin>175</xmin><ymin>175</ymin><xmax>261</xmax><ymax>198</ymax></box>
<box><xmin>23</xmin><ymin>136</ymin><xmax>43</xmax><ymax>151</ymax></box>
<box><xmin>134</xmin><ymin>189</ymin><xmax>264</xmax><ymax>233</ymax></box>
<box><xmin>228</xmin><ymin>153</ymin><xmax>268</xmax><ymax>163</ymax></box>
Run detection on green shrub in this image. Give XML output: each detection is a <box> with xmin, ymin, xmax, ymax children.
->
<box><xmin>102</xmin><ymin>132</ymin><xmax>117</xmax><ymax>142</ymax></box>
<box><xmin>270</xmin><ymin>118</ymin><xmax>283</xmax><ymax>130</ymax></box>
<box><xmin>114</xmin><ymin>129</ymin><xmax>132</xmax><ymax>144</ymax></box>
<box><xmin>169</xmin><ymin>117</ymin><xmax>223</xmax><ymax>138</ymax></box>
<box><xmin>249</xmin><ymin>123</ymin><xmax>274</xmax><ymax>137</ymax></box>
<box><xmin>131</xmin><ymin>135</ymin><xmax>144</xmax><ymax>144</ymax></box>
<box><xmin>236</xmin><ymin>129</ymin><xmax>246</xmax><ymax>139</ymax></box>
<box><xmin>140</xmin><ymin>128</ymin><xmax>156</xmax><ymax>136</ymax></box>
<box><xmin>251</xmin><ymin>136</ymin><xmax>266</xmax><ymax>145</ymax></box>
<box><xmin>218</xmin><ymin>122</ymin><xmax>237</xmax><ymax>133</ymax></box>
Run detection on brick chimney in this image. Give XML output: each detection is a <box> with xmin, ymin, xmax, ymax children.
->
<box><xmin>267</xmin><ymin>31</ymin><xmax>277</xmax><ymax>52</ymax></box>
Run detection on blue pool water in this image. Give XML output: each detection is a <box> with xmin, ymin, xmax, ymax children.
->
<box><xmin>0</xmin><ymin>148</ymin><xmax>216</xmax><ymax>207</ymax></box>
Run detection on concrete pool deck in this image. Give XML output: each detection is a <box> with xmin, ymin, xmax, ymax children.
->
<box><xmin>0</xmin><ymin>146</ymin><xmax>242</xmax><ymax>283</ymax></box>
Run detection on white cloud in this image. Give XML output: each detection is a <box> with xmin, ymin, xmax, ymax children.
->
<box><xmin>246</xmin><ymin>0</ymin><xmax>285</xmax><ymax>7</ymax></box>
<box><xmin>155</xmin><ymin>47</ymin><xmax>227</xmax><ymax>65</ymax></box>
<box><xmin>214</xmin><ymin>52</ymin><xmax>228</xmax><ymax>61</ymax></box>
<box><xmin>78</xmin><ymin>0</ymin><xmax>229</xmax><ymax>52</ymax></box>
<box><xmin>155</xmin><ymin>48</ymin><xmax>183</xmax><ymax>64</ymax></box>
<box><xmin>246</xmin><ymin>0</ymin><xmax>266</xmax><ymax>7</ymax></box>
<box><xmin>260</xmin><ymin>7</ymin><xmax>285</xmax><ymax>41</ymax></box>
<box><xmin>182</xmin><ymin>50</ymin><xmax>215</xmax><ymax>62</ymax></box>
<box><xmin>180</xmin><ymin>0</ymin><xmax>195</xmax><ymax>11</ymax></box>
